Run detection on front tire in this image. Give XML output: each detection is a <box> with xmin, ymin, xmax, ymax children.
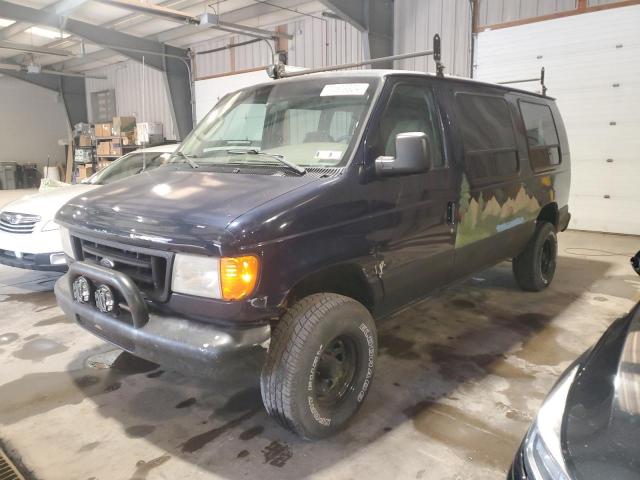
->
<box><xmin>261</xmin><ymin>293</ymin><xmax>377</xmax><ymax>439</ymax></box>
<box><xmin>512</xmin><ymin>221</ymin><xmax>558</xmax><ymax>291</ymax></box>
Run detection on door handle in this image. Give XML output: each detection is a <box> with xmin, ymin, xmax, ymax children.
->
<box><xmin>447</xmin><ymin>201</ymin><xmax>456</xmax><ymax>225</ymax></box>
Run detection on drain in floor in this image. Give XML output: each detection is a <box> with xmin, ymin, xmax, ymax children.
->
<box><xmin>0</xmin><ymin>448</ymin><xmax>26</xmax><ymax>480</ymax></box>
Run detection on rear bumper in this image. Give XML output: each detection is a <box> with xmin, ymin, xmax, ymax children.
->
<box><xmin>55</xmin><ymin>261</ymin><xmax>271</xmax><ymax>375</ymax></box>
<box><xmin>0</xmin><ymin>249</ymin><xmax>67</xmax><ymax>272</ymax></box>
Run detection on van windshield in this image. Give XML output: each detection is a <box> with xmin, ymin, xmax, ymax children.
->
<box><xmin>176</xmin><ymin>77</ymin><xmax>379</xmax><ymax>169</ymax></box>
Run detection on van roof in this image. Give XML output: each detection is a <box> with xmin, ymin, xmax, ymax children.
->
<box><xmin>270</xmin><ymin>69</ymin><xmax>554</xmax><ymax>100</ymax></box>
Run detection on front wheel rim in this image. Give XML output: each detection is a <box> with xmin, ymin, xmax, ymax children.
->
<box><xmin>314</xmin><ymin>336</ymin><xmax>358</xmax><ymax>407</ymax></box>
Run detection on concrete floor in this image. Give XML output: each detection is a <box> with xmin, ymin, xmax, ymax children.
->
<box><xmin>0</xmin><ymin>230</ymin><xmax>638</xmax><ymax>480</ymax></box>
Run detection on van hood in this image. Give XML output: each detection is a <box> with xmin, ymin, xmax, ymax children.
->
<box><xmin>1</xmin><ymin>184</ymin><xmax>98</xmax><ymax>221</ymax></box>
<box><xmin>55</xmin><ymin>168</ymin><xmax>322</xmax><ymax>253</ymax></box>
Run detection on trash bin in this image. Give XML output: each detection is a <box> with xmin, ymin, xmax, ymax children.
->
<box><xmin>0</xmin><ymin>162</ymin><xmax>18</xmax><ymax>190</ymax></box>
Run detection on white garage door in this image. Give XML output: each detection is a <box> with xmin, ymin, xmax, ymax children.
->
<box><xmin>475</xmin><ymin>5</ymin><xmax>640</xmax><ymax>235</ymax></box>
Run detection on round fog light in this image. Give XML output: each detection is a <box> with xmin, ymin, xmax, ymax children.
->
<box><xmin>72</xmin><ymin>276</ymin><xmax>91</xmax><ymax>303</ymax></box>
<box><xmin>94</xmin><ymin>284</ymin><xmax>116</xmax><ymax>313</ymax></box>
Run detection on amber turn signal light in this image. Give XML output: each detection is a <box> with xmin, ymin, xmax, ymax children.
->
<box><xmin>220</xmin><ymin>255</ymin><xmax>260</xmax><ymax>301</ymax></box>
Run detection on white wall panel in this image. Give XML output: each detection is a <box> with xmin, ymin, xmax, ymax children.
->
<box><xmin>394</xmin><ymin>0</ymin><xmax>472</xmax><ymax>77</ymax></box>
<box><xmin>476</xmin><ymin>5</ymin><xmax>640</xmax><ymax>234</ymax></box>
<box><xmin>85</xmin><ymin>61</ymin><xmax>177</xmax><ymax>140</ymax></box>
<box><xmin>477</xmin><ymin>0</ymin><xmax>577</xmax><ymax>27</ymax></box>
<box><xmin>193</xmin><ymin>14</ymin><xmax>363</xmax><ymax>79</ymax></box>
<box><xmin>0</xmin><ymin>77</ymin><xmax>69</xmax><ymax>170</ymax></box>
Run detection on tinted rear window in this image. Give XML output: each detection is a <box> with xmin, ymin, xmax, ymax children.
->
<box><xmin>519</xmin><ymin>101</ymin><xmax>561</xmax><ymax>171</ymax></box>
<box><xmin>455</xmin><ymin>93</ymin><xmax>518</xmax><ymax>183</ymax></box>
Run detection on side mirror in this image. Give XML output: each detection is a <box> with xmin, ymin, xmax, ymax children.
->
<box><xmin>375</xmin><ymin>132</ymin><xmax>431</xmax><ymax>176</ymax></box>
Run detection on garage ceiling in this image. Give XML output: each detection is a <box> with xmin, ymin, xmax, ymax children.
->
<box><xmin>0</xmin><ymin>0</ymin><xmax>325</xmax><ymax>72</ymax></box>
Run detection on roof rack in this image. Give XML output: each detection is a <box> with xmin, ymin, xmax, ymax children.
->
<box><xmin>267</xmin><ymin>33</ymin><xmax>445</xmax><ymax>80</ymax></box>
<box><xmin>497</xmin><ymin>67</ymin><xmax>547</xmax><ymax>96</ymax></box>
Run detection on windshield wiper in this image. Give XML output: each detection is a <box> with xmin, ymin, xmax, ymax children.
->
<box><xmin>171</xmin><ymin>151</ymin><xmax>199</xmax><ymax>169</ymax></box>
<box><xmin>226</xmin><ymin>149</ymin><xmax>306</xmax><ymax>176</ymax></box>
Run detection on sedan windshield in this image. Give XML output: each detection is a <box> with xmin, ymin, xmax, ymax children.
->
<box><xmin>177</xmin><ymin>77</ymin><xmax>379</xmax><ymax>168</ymax></box>
<box><xmin>84</xmin><ymin>150</ymin><xmax>173</xmax><ymax>185</ymax></box>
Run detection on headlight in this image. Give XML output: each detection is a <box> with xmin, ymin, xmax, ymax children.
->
<box><xmin>171</xmin><ymin>253</ymin><xmax>260</xmax><ymax>300</ymax></box>
<box><xmin>172</xmin><ymin>253</ymin><xmax>222</xmax><ymax>299</ymax></box>
<box><xmin>524</xmin><ymin>366</ymin><xmax>578</xmax><ymax>480</ymax></box>
<box><xmin>59</xmin><ymin>226</ymin><xmax>75</xmax><ymax>259</ymax></box>
<box><xmin>41</xmin><ymin>220</ymin><xmax>60</xmax><ymax>232</ymax></box>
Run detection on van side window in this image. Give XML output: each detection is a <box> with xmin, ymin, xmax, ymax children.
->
<box><xmin>373</xmin><ymin>84</ymin><xmax>444</xmax><ymax>168</ymax></box>
<box><xmin>455</xmin><ymin>93</ymin><xmax>518</xmax><ymax>183</ymax></box>
<box><xmin>519</xmin><ymin>102</ymin><xmax>561</xmax><ymax>171</ymax></box>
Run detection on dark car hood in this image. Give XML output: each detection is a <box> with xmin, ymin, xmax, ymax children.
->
<box><xmin>563</xmin><ymin>303</ymin><xmax>640</xmax><ymax>480</ymax></box>
<box><xmin>56</xmin><ymin>167</ymin><xmax>321</xmax><ymax>253</ymax></box>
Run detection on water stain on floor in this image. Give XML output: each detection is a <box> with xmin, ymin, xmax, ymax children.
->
<box><xmin>182</xmin><ymin>408</ymin><xmax>260</xmax><ymax>453</ymax></box>
<box><xmin>0</xmin><ymin>332</ymin><xmax>19</xmax><ymax>345</ymax></box>
<box><xmin>404</xmin><ymin>400</ymin><xmax>517</xmax><ymax>469</ymax></box>
<box><xmin>34</xmin><ymin>315</ymin><xmax>72</xmax><ymax>327</ymax></box>
<box><xmin>77</xmin><ymin>441</ymin><xmax>101</xmax><ymax>453</ymax></box>
<box><xmin>262</xmin><ymin>440</ymin><xmax>292</xmax><ymax>467</ymax></box>
<box><xmin>175</xmin><ymin>397</ymin><xmax>197</xmax><ymax>409</ymax></box>
<box><xmin>379</xmin><ymin>333</ymin><xmax>420</xmax><ymax>360</ymax></box>
<box><xmin>129</xmin><ymin>454</ymin><xmax>171</xmax><ymax>480</ymax></box>
<box><xmin>214</xmin><ymin>387</ymin><xmax>262</xmax><ymax>417</ymax></box>
<box><xmin>239</xmin><ymin>425</ymin><xmax>264</xmax><ymax>440</ymax></box>
<box><xmin>0</xmin><ymin>291</ymin><xmax>57</xmax><ymax>308</ymax></box>
<box><xmin>110</xmin><ymin>352</ymin><xmax>159</xmax><ymax>374</ymax></box>
<box><xmin>0</xmin><ymin>370</ymin><xmax>117</xmax><ymax>425</ymax></box>
<box><xmin>12</xmin><ymin>338</ymin><xmax>68</xmax><ymax>361</ymax></box>
<box><xmin>125</xmin><ymin>425</ymin><xmax>156</xmax><ymax>438</ymax></box>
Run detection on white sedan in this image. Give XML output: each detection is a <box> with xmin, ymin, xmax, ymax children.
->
<box><xmin>0</xmin><ymin>143</ymin><xmax>178</xmax><ymax>271</ymax></box>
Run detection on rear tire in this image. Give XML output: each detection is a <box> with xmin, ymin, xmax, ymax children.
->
<box><xmin>260</xmin><ymin>293</ymin><xmax>377</xmax><ymax>439</ymax></box>
<box><xmin>512</xmin><ymin>221</ymin><xmax>557</xmax><ymax>292</ymax></box>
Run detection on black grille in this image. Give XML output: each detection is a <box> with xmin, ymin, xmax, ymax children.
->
<box><xmin>74</xmin><ymin>234</ymin><xmax>173</xmax><ymax>302</ymax></box>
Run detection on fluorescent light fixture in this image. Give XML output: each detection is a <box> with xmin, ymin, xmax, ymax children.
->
<box><xmin>26</xmin><ymin>26</ymin><xmax>70</xmax><ymax>39</ymax></box>
<box><xmin>0</xmin><ymin>18</ymin><xmax>15</xmax><ymax>27</ymax></box>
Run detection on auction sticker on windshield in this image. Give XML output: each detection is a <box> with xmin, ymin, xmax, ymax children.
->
<box><xmin>320</xmin><ymin>83</ymin><xmax>369</xmax><ymax>96</ymax></box>
<box><xmin>315</xmin><ymin>150</ymin><xmax>343</xmax><ymax>161</ymax></box>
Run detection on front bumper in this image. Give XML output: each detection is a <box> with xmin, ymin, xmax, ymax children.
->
<box><xmin>507</xmin><ymin>440</ymin><xmax>528</xmax><ymax>479</ymax></box>
<box><xmin>0</xmin><ymin>228</ymin><xmax>67</xmax><ymax>271</ymax></box>
<box><xmin>55</xmin><ymin>261</ymin><xmax>271</xmax><ymax>375</ymax></box>
<box><xmin>0</xmin><ymin>249</ymin><xmax>67</xmax><ymax>272</ymax></box>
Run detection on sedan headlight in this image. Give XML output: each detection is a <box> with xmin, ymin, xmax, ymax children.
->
<box><xmin>41</xmin><ymin>220</ymin><xmax>60</xmax><ymax>232</ymax></box>
<box><xmin>59</xmin><ymin>226</ymin><xmax>75</xmax><ymax>259</ymax></box>
<box><xmin>524</xmin><ymin>366</ymin><xmax>578</xmax><ymax>480</ymax></box>
<box><xmin>171</xmin><ymin>253</ymin><xmax>259</xmax><ymax>300</ymax></box>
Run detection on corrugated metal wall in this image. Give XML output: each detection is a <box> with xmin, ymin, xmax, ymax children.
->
<box><xmin>85</xmin><ymin>61</ymin><xmax>177</xmax><ymax>139</ymax></box>
<box><xmin>393</xmin><ymin>0</ymin><xmax>472</xmax><ymax>77</ymax></box>
<box><xmin>477</xmin><ymin>0</ymin><xmax>577</xmax><ymax>27</ymax></box>
<box><xmin>193</xmin><ymin>15</ymin><xmax>363</xmax><ymax>79</ymax></box>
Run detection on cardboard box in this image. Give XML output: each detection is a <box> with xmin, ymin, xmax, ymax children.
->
<box><xmin>95</xmin><ymin>123</ymin><xmax>112</xmax><ymax>138</ymax></box>
<box><xmin>136</xmin><ymin>122</ymin><xmax>163</xmax><ymax>144</ymax></box>
<box><xmin>74</xmin><ymin>148</ymin><xmax>93</xmax><ymax>163</ymax></box>
<box><xmin>78</xmin><ymin>134</ymin><xmax>92</xmax><ymax>147</ymax></box>
<box><xmin>97</xmin><ymin>141</ymin><xmax>111</xmax><ymax>156</ymax></box>
<box><xmin>97</xmin><ymin>160</ymin><xmax>111</xmax><ymax>171</ymax></box>
<box><xmin>75</xmin><ymin>164</ymin><xmax>94</xmax><ymax>180</ymax></box>
<box><xmin>112</xmin><ymin>116</ymin><xmax>136</xmax><ymax>135</ymax></box>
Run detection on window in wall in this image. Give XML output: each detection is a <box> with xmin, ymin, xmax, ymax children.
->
<box><xmin>520</xmin><ymin>101</ymin><xmax>561</xmax><ymax>171</ymax></box>
<box><xmin>372</xmin><ymin>83</ymin><xmax>444</xmax><ymax>168</ymax></box>
<box><xmin>455</xmin><ymin>93</ymin><xmax>518</xmax><ymax>183</ymax></box>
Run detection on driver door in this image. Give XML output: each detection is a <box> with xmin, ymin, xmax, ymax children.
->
<box><xmin>364</xmin><ymin>78</ymin><xmax>457</xmax><ymax>315</ymax></box>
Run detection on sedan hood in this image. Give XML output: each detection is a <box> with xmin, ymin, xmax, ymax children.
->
<box><xmin>1</xmin><ymin>184</ymin><xmax>98</xmax><ymax>221</ymax></box>
<box><xmin>55</xmin><ymin>167</ymin><xmax>321</xmax><ymax>253</ymax></box>
<box><xmin>563</xmin><ymin>303</ymin><xmax>640</xmax><ymax>480</ymax></box>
